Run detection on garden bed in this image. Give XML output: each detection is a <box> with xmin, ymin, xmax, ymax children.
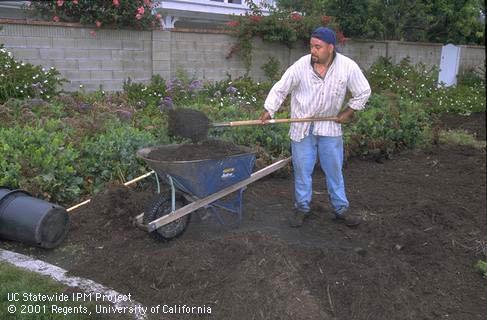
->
<box><xmin>1</xmin><ymin>114</ymin><xmax>486</xmax><ymax>320</ymax></box>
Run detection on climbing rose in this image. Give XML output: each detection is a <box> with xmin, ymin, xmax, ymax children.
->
<box><xmin>249</xmin><ymin>15</ymin><xmax>262</xmax><ymax>23</ymax></box>
<box><xmin>144</xmin><ymin>0</ymin><xmax>152</xmax><ymax>6</ymax></box>
<box><xmin>57</xmin><ymin>0</ymin><xmax>64</xmax><ymax>7</ymax></box>
<box><xmin>113</xmin><ymin>0</ymin><xmax>120</xmax><ymax>7</ymax></box>
<box><xmin>95</xmin><ymin>20</ymin><xmax>102</xmax><ymax>28</ymax></box>
<box><xmin>226</xmin><ymin>21</ymin><xmax>239</xmax><ymax>27</ymax></box>
<box><xmin>73</xmin><ymin>0</ymin><xmax>78</xmax><ymax>4</ymax></box>
<box><xmin>137</xmin><ymin>7</ymin><xmax>145</xmax><ymax>15</ymax></box>
<box><xmin>53</xmin><ymin>15</ymin><xmax>60</xmax><ymax>22</ymax></box>
<box><xmin>135</xmin><ymin>14</ymin><xmax>143</xmax><ymax>20</ymax></box>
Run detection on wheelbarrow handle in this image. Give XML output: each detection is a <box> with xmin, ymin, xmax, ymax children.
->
<box><xmin>212</xmin><ymin>116</ymin><xmax>339</xmax><ymax>127</ymax></box>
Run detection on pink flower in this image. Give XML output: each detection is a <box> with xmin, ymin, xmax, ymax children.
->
<box><xmin>113</xmin><ymin>0</ymin><xmax>120</xmax><ymax>7</ymax></box>
<box><xmin>57</xmin><ymin>0</ymin><xmax>64</xmax><ymax>7</ymax></box>
<box><xmin>291</xmin><ymin>12</ymin><xmax>302</xmax><ymax>21</ymax></box>
<box><xmin>90</xmin><ymin>30</ymin><xmax>97</xmax><ymax>37</ymax></box>
<box><xmin>95</xmin><ymin>20</ymin><xmax>102</xmax><ymax>28</ymax></box>
<box><xmin>135</xmin><ymin>14</ymin><xmax>143</xmax><ymax>20</ymax></box>
<box><xmin>53</xmin><ymin>16</ymin><xmax>60</xmax><ymax>22</ymax></box>
<box><xmin>137</xmin><ymin>7</ymin><xmax>145</xmax><ymax>15</ymax></box>
<box><xmin>73</xmin><ymin>0</ymin><xmax>78</xmax><ymax>4</ymax></box>
<box><xmin>249</xmin><ymin>15</ymin><xmax>262</xmax><ymax>23</ymax></box>
<box><xmin>144</xmin><ymin>0</ymin><xmax>152</xmax><ymax>6</ymax></box>
<box><xmin>155</xmin><ymin>13</ymin><xmax>162</xmax><ymax>20</ymax></box>
<box><xmin>226</xmin><ymin>20</ymin><xmax>239</xmax><ymax>27</ymax></box>
<box><xmin>336</xmin><ymin>31</ymin><xmax>348</xmax><ymax>44</ymax></box>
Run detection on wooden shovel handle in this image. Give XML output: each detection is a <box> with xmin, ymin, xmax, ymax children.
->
<box><xmin>212</xmin><ymin>116</ymin><xmax>338</xmax><ymax>127</ymax></box>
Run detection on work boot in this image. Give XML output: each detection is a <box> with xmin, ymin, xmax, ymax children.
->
<box><xmin>289</xmin><ymin>209</ymin><xmax>309</xmax><ymax>228</ymax></box>
<box><xmin>334</xmin><ymin>210</ymin><xmax>361</xmax><ymax>227</ymax></box>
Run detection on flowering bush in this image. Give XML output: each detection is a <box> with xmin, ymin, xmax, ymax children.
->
<box><xmin>26</xmin><ymin>0</ymin><xmax>162</xmax><ymax>30</ymax></box>
<box><xmin>367</xmin><ymin>57</ymin><xmax>486</xmax><ymax>115</ymax></box>
<box><xmin>0</xmin><ymin>45</ymin><xmax>65</xmax><ymax>103</ymax></box>
<box><xmin>225</xmin><ymin>1</ymin><xmax>346</xmax><ymax>71</ymax></box>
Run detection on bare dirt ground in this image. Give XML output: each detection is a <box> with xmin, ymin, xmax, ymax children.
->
<box><xmin>1</xmin><ymin>113</ymin><xmax>486</xmax><ymax>320</ymax></box>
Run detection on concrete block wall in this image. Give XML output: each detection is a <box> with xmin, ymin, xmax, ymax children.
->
<box><xmin>0</xmin><ymin>23</ymin><xmax>153</xmax><ymax>92</ymax></box>
<box><xmin>458</xmin><ymin>45</ymin><xmax>486</xmax><ymax>74</ymax></box>
<box><xmin>0</xmin><ymin>21</ymin><xmax>485</xmax><ymax>92</ymax></box>
<box><xmin>168</xmin><ymin>30</ymin><xmax>248</xmax><ymax>81</ymax></box>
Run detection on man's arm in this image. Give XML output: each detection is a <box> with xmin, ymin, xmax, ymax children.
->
<box><xmin>261</xmin><ymin>64</ymin><xmax>299</xmax><ymax>122</ymax></box>
<box><xmin>336</xmin><ymin>62</ymin><xmax>371</xmax><ymax>124</ymax></box>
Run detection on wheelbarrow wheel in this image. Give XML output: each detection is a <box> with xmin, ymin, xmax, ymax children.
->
<box><xmin>143</xmin><ymin>194</ymin><xmax>191</xmax><ymax>241</ymax></box>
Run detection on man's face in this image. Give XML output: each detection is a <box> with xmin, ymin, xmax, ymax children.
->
<box><xmin>310</xmin><ymin>37</ymin><xmax>334</xmax><ymax>64</ymax></box>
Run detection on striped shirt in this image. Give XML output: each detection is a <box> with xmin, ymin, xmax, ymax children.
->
<box><xmin>264</xmin><ymin>53</ymin><xmax>371</xmax><ymax>141</ymax></box>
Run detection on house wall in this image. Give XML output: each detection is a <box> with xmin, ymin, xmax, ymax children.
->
<box><xmin>0</xmin><ymin>21</ymin><xmax>485</xmax><ymax>92</ymax></box>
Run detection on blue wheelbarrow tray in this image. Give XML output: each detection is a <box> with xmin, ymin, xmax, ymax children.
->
<box><xmin>137</xmin><ymin>144</ymin><xmax>256</xmax><ymax>199</ymax></box>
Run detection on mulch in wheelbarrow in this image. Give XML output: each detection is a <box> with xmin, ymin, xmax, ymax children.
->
<box><xmin>148</xmin><ymin>139</ymin><xmax>249</xmax><ymax>161</ymax></box>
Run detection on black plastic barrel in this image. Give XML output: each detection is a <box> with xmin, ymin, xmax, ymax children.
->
<box><xmin>0</xmin><ymin>188</ymin><xmax>70</xmax><ymax>249</ymax></box>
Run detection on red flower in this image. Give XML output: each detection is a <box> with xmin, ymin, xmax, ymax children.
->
<box><xmin>95</xmin><ymin>20</ymin><xmax>102</xmax><ymax>28</ymax></box>
<box><xmin>53</xmin><ymin>15</ymin><xmax>60</xmax><ymax>22</ymax></box>
<box><xmin>336</xmin><ymin>31</ymin><xmax>348</xmax><ymax>44</ymax></box>
<box><xmin>321</xmin><ymin>15</ymin><xmax>331</xmax><ymax>25</ymax></box>
<box><xmin>226</xmin><ymin>20</ymin><xmax>240</xmax><ymax>27</ymax></box>
<box><xmin>291</xmin><ymin>12</ymin><xmax>302</xmax><ymax>21</ymax></box>
<box><xmin>57</xmin><ymin>0</ymin><xmax>64</xmax><ymax>7</ymax></box>
<box><xmin>113</xmin><ymin>0</ymin><xmax>120</xmax><ymax>7</ymax></box>
<box><xmin>249</xmin><ymin>15</ymin><xmax>262</xmax><ymax>23</ymax></box>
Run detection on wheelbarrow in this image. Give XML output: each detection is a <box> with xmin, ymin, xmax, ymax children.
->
<box><xmin>134</xmin><ymin>144</ymin><xmax>291</xmax><ymax>241</ymax></box>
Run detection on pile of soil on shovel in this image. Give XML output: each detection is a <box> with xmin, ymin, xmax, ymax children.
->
<box><xmin>148</xmin><ymin>139</ymin><xmax>251</xmax><ymax>161</ymax></box>
<box><xmin>167</xmin><ymin>108</ymin><xmax>210</xmax><ymax>142</ymax></box>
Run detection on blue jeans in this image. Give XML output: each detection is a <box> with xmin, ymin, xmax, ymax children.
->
<box><xmin>291</xmin><ymin>132</ymin><xmax>349</xmax><ymax>215</ymax></box>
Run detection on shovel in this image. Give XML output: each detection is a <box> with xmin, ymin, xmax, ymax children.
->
<box><xmin>167</xmin><ymin>108</ymin><xmax>338</xmax><ymax>142</ymax></box>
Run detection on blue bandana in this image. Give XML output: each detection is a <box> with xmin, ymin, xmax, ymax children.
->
<box><xmin>311</xmin><ymin>27</ymin><xmax>336</xmax><ymax>46</ymax></box>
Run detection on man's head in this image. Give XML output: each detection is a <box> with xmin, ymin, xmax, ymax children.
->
<box><xmin>310</xmin><ymin>27</ymin><xmax>336</xmax><ymax>64</ymax></box>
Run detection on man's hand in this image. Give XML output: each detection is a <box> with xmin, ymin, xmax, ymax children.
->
<box><xmin>335</xmin><ymin>107</ymin><xmax>355</xmax><ymax>124</ymax></box>
<box><xmin>260</xmin><ymin>110</ymin><xmax>271</xmax><ymax>124</ymax></box>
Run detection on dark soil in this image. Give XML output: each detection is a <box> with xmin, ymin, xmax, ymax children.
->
<box><xmin>1</xmin><ymin>113</ymin><xmax>486</xmax><ymax>320</ymax></box>
<box><xmin>148</xmin><ymin>139</ymin><xmax>251</xmax><ymax>161</ymax></box>
<box><xmin>438</xmin><ymin>111</ymin><xmax>486</xmax><ymax>140</ymax></box>
<box><xmin>167</xmin><ymin>108</ymin><xmax>210</xmax><ymax>142</ymax></box>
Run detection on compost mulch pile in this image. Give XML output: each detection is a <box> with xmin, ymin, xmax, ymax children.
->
<box><xmin>148</xmin><ymin>139</ymin><xmax>249</xmax><ymax>161</ymax></box>
<box><xmin>2</xmin><ymin>113</ymin><xmax>486</xmax><ymax>320</ymax></box>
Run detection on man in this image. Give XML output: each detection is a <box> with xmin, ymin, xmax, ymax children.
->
<box><xmin>260</xmin><ymin>27</ymin><xmax>371</xmax><ymax>227</ymax></box>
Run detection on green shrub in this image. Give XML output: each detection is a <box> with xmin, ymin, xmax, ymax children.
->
<box><xmin>475</xmin><ymin>260</ymin><xmax>487</xmax><ymax>279</ymax></box>
<box><xmin>261</xmin><ymin>56</ymin><xmax>283</xmax><ymax>81</ymax></box>
<box><xmin>345</xmin><ymin>93</ymin><xmax>431</xmax><ymax>158</ymax></box>
<box><xmin>78</xmin><ymin>121</ymin><xmax>158</xmax><ymax>194</ymax></box>
<box><xmin>428</xmin><ymin>85</ymin><xmax>486</xmax><ymax>115</ymax></box>
<box><xmin>367</xmin><ymin>57</ymin><xmax>486</xmax><ymax>116</ymax></box>
<box><xmin>0</xmin><ymin>120</ymin><xmax>83</xmax><ymax>204</ymax></box>
<box><xmin>123</xmin><ymin>75</ymin><xmax>167</xmax><ymax>109</ymax></box>
<box><xmin>0</xmin><ymin>46</ymin><xmax>66</xmax><ymax>103</ymax></box>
